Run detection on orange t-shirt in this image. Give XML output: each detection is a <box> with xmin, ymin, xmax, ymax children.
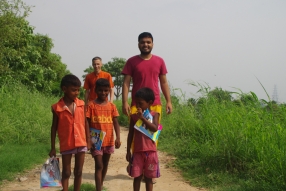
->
<box><xmin>83</xmin><ymin>71</ymin><xmax>114</xmax><ymax>101</ymax></box>
<box><xmin>86</xmin><ymin>101</ymin><xmax>119</xmax><ymax>147</ymax></box>
<box><xmin>52</xmin><ymin>98</ymin><xmax>87</xmax><ymax>152</ymax></box>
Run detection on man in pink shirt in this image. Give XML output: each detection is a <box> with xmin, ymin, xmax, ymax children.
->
<box><xmin>121</xmin><ymin>32</ymin><xmax>173</xmax><ymax>120</ymax></box>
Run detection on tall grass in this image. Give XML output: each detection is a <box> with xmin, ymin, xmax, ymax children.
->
<box><xmin>159</xmin><ymin>88</ymin><xmax>286</xmax><ymax>190</ymax></box>
<box><xmin>0</xmin><ymin>82</ymin><xmax>58</xmax><ymax>181</ymax></box>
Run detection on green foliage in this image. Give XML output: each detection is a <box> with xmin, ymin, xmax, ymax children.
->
<box><xmin>68</xmin><ymin>183</ymin><xmax>101</xmax><ymax>191</ymax></box>
<box><xmin>82</xmin><ymin>65</ymin><xmax>93</xmax><ymax>81</ymax></box>
<box><xmin>113</xmin><ymin>99</ymin><xmax>129</xmax><ymax>127</ymax></box>
<box><xmin>0</xmin><ymin>82</ymin><xmax>57</xmax><ymax>144</ymax></box>
<box><xmin>159</xmin><ymin>86</ymin><xmax>286</xmax><ymax>190</ymax></box>
<box><xmin>0</xmin><ymin>0</ymin><xmax>70</xmax><ymax>96</ymax></box>
<box><xmin>0</xmin><ymin>143</ymin><xmax>50</xmax><ymax>181</ymax></box>
<box><xmin>0</xmin><ymin>82</ymin><xmax>57</xmax><ymax>182</ymax></box>
<box><xmin>102</xmin><ymin>57</ymin><xmax>126</xmax><ymax>100</ymax></box>
<box><xmin>207</xmin><ymin>87</ymin><xmax>233</xmax><ymax>102</ymax></box>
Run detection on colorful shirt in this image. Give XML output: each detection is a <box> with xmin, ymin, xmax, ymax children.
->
<box><xmin>86</xmin><ymin>101</ymin><xmax>119</xmax><ymax>147</ymax></box>
<box><xmin>131</xmin><ymin>112</ymin><xmax>157</xmax><ymax>152</ymax></box>
<box><xmin>52</xmin><ymin>98</ymin><xmax>87</xmax><ymax>152</ymax></box>
<box><xmin>83</xmin><ymin>71</ymin><xmax>114</xmax><ymax>101</ymax></box>
<box><xmin>121</xmin><ymin>54</ymin><xmax>168</xmax><ymax>106</ymax></box>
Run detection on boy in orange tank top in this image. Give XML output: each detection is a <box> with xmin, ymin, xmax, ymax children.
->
<box><xmin>49</xmin><ymin>74</ymin><xmax>91</xmax><ymax>191</ymax></box>
<box><xmin>86</xmin><ymin>78</ymin><xmax>121</xmax><ymax>191</ymax></box>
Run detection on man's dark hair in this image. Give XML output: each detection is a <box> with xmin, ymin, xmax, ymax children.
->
<box><xmin>95</xmin><ymin>78</ymin><xmax>110</xmax><ymax>90</ymax></box>
<box><xmin>135</xmin><ymin>87</ymin><xmax>155</xmax><ymax>102</ymax></box>
<box><xmin>60</xmin><ymin>74</ymin><xmax>81</xmax><ymax>88</ymax></box>
<box><xmin>138</xmin><ymin>32</ymin><xmax>153</xmax><ymax>42</ymax></box>
<box><xmin>92</xmin><ymin>56</ymin><xmax>102</xmax><ymax>62</ymax></box>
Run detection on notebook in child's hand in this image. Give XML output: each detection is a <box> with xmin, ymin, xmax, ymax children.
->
<box><xmin>90</xmin><ymin>128</ymin><xmax>106</xmax><ymax>150</ymax></box>
<box><xmin>134</xmin><ymin>109</ymin><xmax>163</xmax><ymax>142</ymax></box>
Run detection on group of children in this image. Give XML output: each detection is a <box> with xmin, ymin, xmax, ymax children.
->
<box><xmin>49</xmin><ymin>74</ymin><xmax>160</xmax><ymax>191</ymax></box>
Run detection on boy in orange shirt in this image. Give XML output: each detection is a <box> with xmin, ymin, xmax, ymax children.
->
<box><xmin>86</xmin><ymin>78</ymin><xmax>121</xmax><ymax>191</ymax></box>
<box><xmin>49</xmin><ymin>74</ymin><xmax>91</xmax><ymax>191</ymax></box>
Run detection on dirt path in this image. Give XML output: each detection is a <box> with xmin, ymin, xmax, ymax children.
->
<box><xmin>1</xmin><ymin>127</ymin><xmax>205</xmax><ymax>191</ymax></box>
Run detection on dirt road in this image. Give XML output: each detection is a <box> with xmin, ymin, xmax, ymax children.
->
<box><xmin>0</xmin><ymin>127</ymin><xmax>204</xmax><ymax>191</ymax></box>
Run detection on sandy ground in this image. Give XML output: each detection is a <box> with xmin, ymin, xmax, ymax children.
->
<box><xmin>0</xmin><ymin>127</ymin><xmax>205</xmax><ymax>191</ymax></box>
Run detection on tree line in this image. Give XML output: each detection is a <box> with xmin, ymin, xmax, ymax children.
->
<box><xmin>0</xmin><ymin>0</ymin><xmax>127</xmax><ymax>99</ymax></box>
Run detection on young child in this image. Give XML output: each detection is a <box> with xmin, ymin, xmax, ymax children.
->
<box><xmin>49</xmin><ymin>74</ymin><xmax>91</xmax><ymax>191</ymax></box>
<box><xmin>126</xmin><ymin>87</ymin><xmax>160</xmax><ymax>191</ymax></box>
<box><xmin>86</xmin><ymin>78</ymin><xmax>121</xmax><ymax>191</ymax></box>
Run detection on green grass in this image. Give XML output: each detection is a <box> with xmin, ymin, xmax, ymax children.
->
<box><xmin>159</xmin><ymin>89</ymin><xmax>286</xmax><ymax>190</ymax></box>
<box><xmin>68</xmin><ymin>183</ymin><xmax>105</xmax><ymax>191</ymax></box>
<box><xmin>0</xmin><ymin>143</ymin><xmax>50</xmax><ymax>181</ymax></box>
<box><xmin>0</xmin><ymin>82</ymin><xmax>57</xmax><ymax>183</ymax></box>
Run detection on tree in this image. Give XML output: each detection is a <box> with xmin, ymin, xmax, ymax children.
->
<box><xmin>82</xmin><ymin>57</ymin><xmax>127</xmax><ymax>100</ymax></box>
<box><xmin>207</xmin><ymin>87</ymin><xmax>233</xmax><ymax>102</ymax></box>
<box><xmin>0</xmin><ymin>0</ymin><xmax>70</xmax><ymax>95</ymax></box>
<box><xmin>102</xmin><ymin>57</ymin><xmax>126</xmax><ymax>100</ymax></box>
<box><xmin>82</xmin><ymin>65</ymin><xmax>93</xmax><ymax>80</ymax></box>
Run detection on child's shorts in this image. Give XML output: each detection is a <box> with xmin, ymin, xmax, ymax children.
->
<box><xmin>128</xmin><ymin>151</ymin><xmax>160</xmax><ymax>178</ymax></box>
<box><xmin>92</xmin><ymin>146</ymin><xmax>114</xmax><ymax>157</ymax></box>
<box><xmin>60</xmin><ymin>146</ymin><xmax>87</xmax><ymax>155</ymax></box>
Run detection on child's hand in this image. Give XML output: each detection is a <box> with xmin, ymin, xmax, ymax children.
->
<box><xmin>87</xmin><ymin>139</ymin><xmax>92</xmax><ymax>150</ymax></box>
<box><xmin>126</xmin><ymin>151</ymin><xmax>132</xmax><ymax>162</ymax></box>
<box><xmin>49</xmin><ymin>148</ymin><xmax>56</xmax><ymax>157</ymax></box>
<box><xmin>136</xmin><ymin>107</ymin><xmax>144</xmax><ymax>119</ymax></box>
<box><xmin>115</xmin><ymin>138</ymin><xmax>121</xmax><ymax>149</ymax></box>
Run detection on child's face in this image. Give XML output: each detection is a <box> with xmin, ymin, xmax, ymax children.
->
<box><xmin>135</xmin><ymin>97</ymin><xmax>151</xmax><ymax>111</ymax></box>
<box><xmin>63</xmin><ymin>86</ymin><xmax>80</xmax><ymax>100</ymax></box>
<box><xmin>95</xmin><ymin>86</ymin><xmax>110</xmax><ymax>101</ymax></box>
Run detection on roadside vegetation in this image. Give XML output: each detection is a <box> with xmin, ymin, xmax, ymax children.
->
<box><xmin>159</xmin><ymin>84</ymin><xmax>286</xmax><ymax>191</ymax></box>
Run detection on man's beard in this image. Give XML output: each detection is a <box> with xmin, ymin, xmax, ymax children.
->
<box><xmin>140</xmin><ymin>50</ymin><xmax>152</xmax><ymax>55</ymax></box>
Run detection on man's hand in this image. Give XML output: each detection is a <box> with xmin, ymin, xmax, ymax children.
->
<box><xmin>122</xmin><ymin>102</ymin><xmax>130</xmax><ymax>116</ymax></box>
<box><xmin>166</xmin><ymin>102</ymin><xmax>173</xmax><ymax>114</ymax></box>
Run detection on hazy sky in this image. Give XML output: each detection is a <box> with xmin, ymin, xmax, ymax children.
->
<box><xmin>24</xmin><ymin>0</ymin><xmax>286</xmax><ymax>102</ymax></box>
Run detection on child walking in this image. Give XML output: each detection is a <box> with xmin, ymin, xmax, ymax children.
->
<box><xmin>126</xmin><ymin>87</ymin><xmax>160</xmax><ymax>191</ymax></box>
<box><xmin>49</xmin><ymin>74</ymin><xmax>91</xmax><ymax>191</ymax></box>
<box><xmin>86</xmin><ymin>78</ymin><xmax>121</xmax><ymax>191</ymax></box>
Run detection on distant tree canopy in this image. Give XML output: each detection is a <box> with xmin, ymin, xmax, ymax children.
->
<box><xmin>83</xmin><ymin>57</ymin><xmax>127</xmax><ymax>100</ymax></box>
<box><xmin>0</xmin><ymin>0</ymin><xmax>70</xmax><ymax>95</ymax></box>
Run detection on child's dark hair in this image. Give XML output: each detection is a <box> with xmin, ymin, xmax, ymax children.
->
<box><xmin>60</xmin><ymin>74</ymin><xmax>81</xmax><ymax>88</ymax></box>
<box><xmin>135</xmin><ymin>87</ymin><xmax>155</xmax><ymax>102</ymax></box>
<box><xmin>138</xmin><ymin>32</ymin><xmax>153</xmax><ymax>42</ymax></box>
<box><xmin>95</xmin><ymin>78</ymin><xmax>110</xmax><ymax>90</ymax></box>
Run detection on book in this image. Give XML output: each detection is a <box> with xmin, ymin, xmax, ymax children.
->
<box><xmin>134</xmin><ymin>109</ymin><xmax>163</xmax><ymax>142</ymax></box>
<box><xmin>90</xmin><ymin>128</ymin><xmax>106</xmax><ymax>150</ymax></box>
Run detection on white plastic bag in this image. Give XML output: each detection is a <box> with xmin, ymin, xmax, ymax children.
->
<box><xmin>40</xmin><ymin>157</ymin><xmax>62</xmax><ymax>188</ymax></box>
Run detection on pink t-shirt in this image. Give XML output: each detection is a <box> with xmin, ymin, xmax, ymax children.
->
<box><xmin>121</xmin><ymin>55</ymin><xmax>168</xmax><ymax>106</ymax></box>
<box><xmin>131</xmin><ymin>112</ymin><xmax>157</xmax><ymax>152</ymax></box>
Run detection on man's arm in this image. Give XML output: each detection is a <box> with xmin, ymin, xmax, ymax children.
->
<box><xmin>110</xmin><ymin>87</ymin><xmax>114</xmax><ymax>102</ymax></box>
<box><xmin>84</xmin><ymin>89</ymin><xmax>90</xmax><ymax>104</ymax></box>
<box><xmin>159</xmin><ymin>74</ymin><xmax>173</xmax><ymax>114</ymax></box>
<box><xmin>122</xmin><ymin>75</ymin><xmax>131</xmax><ymax>116</ymax></box>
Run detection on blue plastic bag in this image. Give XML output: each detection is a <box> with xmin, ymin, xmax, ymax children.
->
<box><xmin>40</xmin><ymin>157</ymin><xmax>62</xmax><ymax>188</ymax></box>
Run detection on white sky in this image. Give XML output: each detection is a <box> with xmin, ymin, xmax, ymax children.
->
<box><xmin>24</xmin><ymin>0</ymin><xmax>286</xmax><ymax>102</ymax></box>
